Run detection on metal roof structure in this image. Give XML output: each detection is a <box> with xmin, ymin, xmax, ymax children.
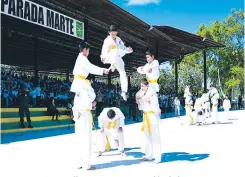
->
<box><xmin>1</xmin><ymin>0</ymin><xmax>225</xmax><ymax>78</ymax></box>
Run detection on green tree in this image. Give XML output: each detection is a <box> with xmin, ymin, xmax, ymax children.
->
<box><xmin>158</xmin><ymin>68</ymin><xmax>175</xmax><ymax>94</ymax></box>
<box><xmin>178</xmin><ymin>64</ymin><xmax>204</xmax><ymax>95</ymax></box>
<box><xmin>197</xmin><ymin>8</ymin><xmax>244</xmax><ymax>96</ymax></box>
<box><xmin>180</xmin><ymin>8</ymin><xmax>244</xmax><ymax>97</ymax></box>
<box><xmin>130</xmin><ymin>72</ymin><xmax>145</xmax><ymax>87</ymax></box>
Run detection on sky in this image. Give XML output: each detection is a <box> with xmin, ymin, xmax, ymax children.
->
<box><xmin>111</xmin><ymin>0</ymin><xmax>244</xmax><ymax>33</ymax></box>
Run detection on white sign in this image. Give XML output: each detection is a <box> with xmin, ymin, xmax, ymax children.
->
<box><xmin>1</xmin><ymin>0</ymin><xmax>84</xmax><ymax>39</ymax></box>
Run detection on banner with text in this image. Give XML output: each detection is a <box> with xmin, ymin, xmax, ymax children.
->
<box><xmin>1</xmin><ymin>0</ymin><xmax>84</xmax><ymax>39</ymax></box>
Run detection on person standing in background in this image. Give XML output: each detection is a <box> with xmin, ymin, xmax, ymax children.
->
<box><xmin>174</xmin><ymin>97</ymin><xmax>181</xmax><ymax>118</ymax></box>
<box><xmin>47</xmin><ymin>98</ymin><xmax>60</xmax><ymax>121</ymax></box>
<box><xmin>17</xmin><ymin>88</ymin><xmax>33</xmax><ymax>128</ymax></box>
<box><xmin>222</xmin><ymin>96</ymin><xmax>231</xmax><ymax>123</ymax></box>
<box><xmin>238</xmin><ymin>95</ymin><xmax>242</xmax><ymax>109</ymax></box>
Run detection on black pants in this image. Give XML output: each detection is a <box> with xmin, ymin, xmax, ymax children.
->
<box><xmin>19</xmin><ymin>107</ymin><xmax>31</xmax><ymax>124</ymax></box>
<box><xmin>96</xmin><ymin>102</ymin><xmax>102</xmax><ymax>116</ymax></box>
<box><xmin>36</xmin><ymin>96</ymin><xmax>41</xmax><ymax>106</ymax></box>
<box><xmin>50</xmin><ymin>109</ymin><xmax>59</xmax><ymax>120</ymax></box>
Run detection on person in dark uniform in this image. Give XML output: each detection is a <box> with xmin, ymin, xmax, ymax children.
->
<box><xmin>17</xmin><ymin>88</ymin><xmax>33</xmax><ymax>128</ymax></box>
<box><xmin>47</xmin><ymin>98</ymin><xmax>60</xmax><ymax>121</ymax></box>
<box><xmin>238</xmin><ymin>95</ymin><xmax>243</xmax><ymax>109</ymax></box>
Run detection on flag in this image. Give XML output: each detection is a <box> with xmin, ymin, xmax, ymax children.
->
<box><xmin>76</xmin><ymin>21</ymin><xmax>83</xmax><ymax>38</ymax></box>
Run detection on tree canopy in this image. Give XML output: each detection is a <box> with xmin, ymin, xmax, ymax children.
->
<box><xmin>129</xmin><ymin>9</ymin><xmax>244</xmax><ymax>98</ymax></box>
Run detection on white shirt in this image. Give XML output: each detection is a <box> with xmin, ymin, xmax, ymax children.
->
<box><xmin>98</xmin><ymin>107</ymin><xmax>125</xmax><ymax>129</ymax></box>
<box><xmin>223</xmin><ymin>99</ymin><xmax>231</xmax><ymax>110</ymax></box>
<box><xmin>70</xmin><ymin>53</ymin><xmax>104</xmax><ymax>93</ymax></box>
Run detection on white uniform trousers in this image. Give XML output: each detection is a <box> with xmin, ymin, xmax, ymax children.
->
<box><xmin>142</xmin><ymin>114</ymin><xmax>161</xmax><ymax>162</ymax></box>
<box><xmin>223</xmin><ymin>109</ymin><xmax>229</xmax><ymax>123</ymax></box>
<box><xmin>203</xmin><ymin>102</ymin><xmax>211</xmax><ymax>118</ymax></box>
<box><xmin>185</xmin><ymin>105</ymin><xmax>193</xmax><ymax>124</ymax></box>
<box><xmin>74</xmin><ymin>111</ymin><xmax>93</xmax><ymax>170</ymax></box>
<box><xmin>114</xmin><ymin>58</ymin><xmax>128</xmax><ymax>92</ymax></box>
<box><xmin>98</xmin><ymin>129</ymin><xmax>125</xmax><ymax>152</ymax></box>
<box><xmin>211</xmin><ymin>104</ymin><xmax>218</xmax><ymax>123</ymax></box>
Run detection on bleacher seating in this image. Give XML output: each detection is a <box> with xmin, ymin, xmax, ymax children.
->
<box><xmin>0</xmin><ymin>108</ymin><xmax>96</xmax><ymax>134</ymax></box>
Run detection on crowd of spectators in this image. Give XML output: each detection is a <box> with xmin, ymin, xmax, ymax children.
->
<box><xmin>1</xmin><ymin>70</ymin><xmax>243</xmax><ymax>112</ymax></box>
<box><xmin>1</xmin><ymin>71</ymin><xmax>72</xmax><ymax>108</ymax></box>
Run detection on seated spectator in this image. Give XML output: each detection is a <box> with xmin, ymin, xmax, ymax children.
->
<box><xmin>47</xmin><ymin>98</ymin><xmax>60</xmax><ymax>121</ymax></box>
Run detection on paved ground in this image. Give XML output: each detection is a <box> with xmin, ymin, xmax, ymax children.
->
<box><xmin>0</xmin><ymin>110</ymin><xmax>244</xmax><ymax>177</ymax></box>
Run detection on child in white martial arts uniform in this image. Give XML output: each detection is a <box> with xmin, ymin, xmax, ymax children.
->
<box><xmin>100</xmin><ymin>25</ymin><xmax>133</xmax><ymax>101</ymax></box>
<box><xmin>209</xmin><ymin>85</ymin><xmax>219</xmax><ymax>124</ymax></box>
<box><xmin>184</xmin><ymin>86</ymin><xmax>194</xmax><ymax>125</ymax></box>
<box><xmin>136</xmin><ymin>79</ymin><xmax>162</xmax><ymax>164</ymax></box>
<box><xmin>137</xmin><ymin>50</ymin><xmax>160</xmax><ymax>93</ymax></box>
<box><xmin>71</xmin><ymin>41</ymin><xmax>109</xmax><ymax>170</ymax></box>
<box><xmin>194</xmin><ymin>96</ymin><xmax>204</xmax><ymax>125</ymax></box>
<box><xmin>201</xmin><ymin>92</ymin><xmax>211</xmax><ymax>121</ymax></box>
<box><xmin>222</xmin><ymin>96</ymin><xmax>231</xmax><ymax>123</ymax></box>
<box><xmin>97</xmin><ymin>107</ymin><xmax>126</xmax><ymax>157</ymax></box>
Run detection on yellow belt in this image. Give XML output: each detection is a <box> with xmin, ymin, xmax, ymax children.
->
<box><xmin>108</xmin><ymin>44</ymin><xmax>117</xmax><ymax>53</ymax></box>
<box><xmin>105</xmin><ymin>121</ymin><xmax>117</xmax><ymax>152</ymax></box>
<box><xmin>107</xmin><ymin>121</ymin><xmax>117</xmax><ymax>129</ymax></box>
<box><xmin>195</xmin><ymin>104</ymin><xmax>202</xmax><ymax>107</ymax></box>
<box><xmin>86</xmin><ymin>109</ymin><xmax>96</xmax><ymax>130</ymax></box>
<box><xmin>147</xmin><ymin>78</ymin><xmax>158</xmax><ymax>83</ymax></box>
<box><xmin>74</xmin><ymin>75</ymin><xmax>91</xmax><ymax>85</ymax></box>
<box><xmin>141</xmin><ymin>111</ymin><xmax>154</xmax><ymax>134</ymax></box>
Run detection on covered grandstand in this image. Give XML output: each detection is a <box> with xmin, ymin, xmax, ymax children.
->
<box><xmin>1</xmin><ymin>0</ymin><xmax>224</xmax><ymax>83</ymax></box>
